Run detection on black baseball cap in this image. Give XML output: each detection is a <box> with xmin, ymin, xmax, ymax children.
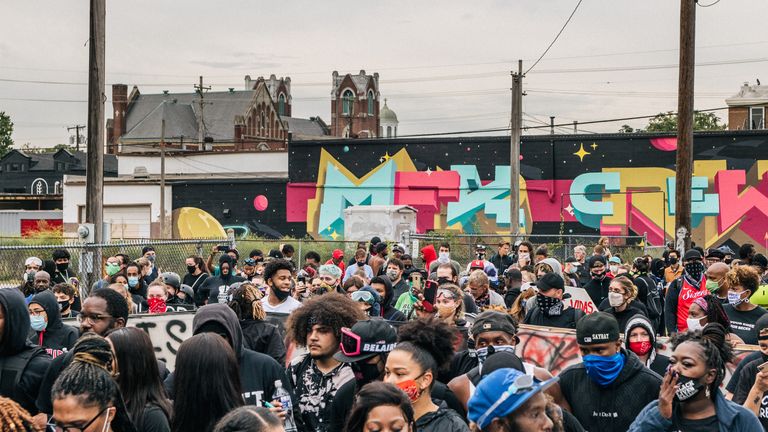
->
<box><xmin>471</xmin><ymin>310</ymin><xmax>518</xmax><ymax>338</ymax></box>
<box><xmin>576</xmin><ymin>312</ymin><xmax>620</xmax><ymax>345</ymax></box>
<box><xmin>334</xmin><ymin>319</ymin><xmax>397</xmax><ymax>363</ymax></box>
<box><xmin>536</xmin><ymin>273</ymin><xmax>564</xmax><ymax>292</ymax></box>
<box><xmin>683</xmin><ymin>249</ymin><xmax>703</xmax><ymax>261</ymax></box>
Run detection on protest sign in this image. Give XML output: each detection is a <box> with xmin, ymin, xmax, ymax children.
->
<box><xmin>565</xmin><ymin>286</ymin><xmax>597</xmax><ymax>314</ymax></box>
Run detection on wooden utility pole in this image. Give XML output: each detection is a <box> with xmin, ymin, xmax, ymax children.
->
<box><xmin>159</xmin><ymin>116</ymin><xmax>167</xmax><ymax>238</ymax></box>
<box><xmin>510</xmin><ymin>60</ymin><xmax>523</xmax><ymax>236</ymax></box>
<box><xmin>194</xmin><ymin>76</ymin><xmax>210</xmax><ymax>146</ymax></box>
<box><xmin>85</xmin><ymin>0</ymin><xmax>105</xmax><ymax>282</ymax></box>
<box><xmin>67</xmin><ymin>124</ymin><xmax>85</xmax><ymax>151</ymax></box>
<box><xmin>675</xmin><ymin>0</ymin><xmax>695</xmax><ymax>254</ymax></box>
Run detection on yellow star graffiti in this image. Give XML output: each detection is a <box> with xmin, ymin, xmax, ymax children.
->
<box><xmin>591</xmin><ymin>142</ymin><xmax>598</xmax><ymax>150</ymax></box>
<box><xmin>574</xmin><ymin>143</ymin><xmax>591</xmax><ymax>162</ymax></box>
<box><xmin>329</xmin><ymin>230</ymin><xmax>340</xmax><ymax>240</ymax></box>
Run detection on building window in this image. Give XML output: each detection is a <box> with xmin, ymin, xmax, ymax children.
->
<box><xmin>56</xmin><ymin>162</ymin><xmax>66</xmax><ymax>171</ymax></box>
<box><xmin>260</xmin><ymin>111</ymin><xmax>266</xmax><ymax>133</ymax></box>
<box><xmin>750</xmin><ymin>106</ymin><xmax>765</xmax><ymax>130</ymax></box>
<box><xmin>367</xmin><ymin>90</ymin><xmax>375</xmax><ymax>115</ymax></box>
<box><xmin>278</xmin><ymin>94</ymin><xmax>286</xmax><ymax>116</ymax></box>
<box><xmin>342</xmin><ymin>89</ymin><xmax>354</xmax><ymax>116</ymax></box>
<box><xmin>8</xmin><ymin>163</ymin><xmax>20</xmax><ymax>172</ymax></box>
<box><xmin>387</xmin><ymin>126</ymin><xmax>392</xmax><ymax>138</ymax></box>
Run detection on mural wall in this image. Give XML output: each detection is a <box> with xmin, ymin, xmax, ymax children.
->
<box><xmin>286</xmin><ymin>132</ymin><xmax>768</xmax><ymax>248</ymax></box>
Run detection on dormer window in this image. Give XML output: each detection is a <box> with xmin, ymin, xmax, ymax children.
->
<box><xmin>342</xmin><ymin>89</ymin><xmax>354</xmax><ymax>115</ymax></box>
<box><xmin>367</xmin><ymin>90</ymin><xmax>375</xmax><ymax>115</ymax></box>
<box><xmin>278</xmin><ymin>93</ymin><xmax>286</xmax><ymax>116</ymax></box>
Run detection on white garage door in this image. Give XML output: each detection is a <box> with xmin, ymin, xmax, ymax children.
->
<box><xmin>79</xmin><ymin>205</ymin><xmax>151</xmax><ymax>239</ymax></box>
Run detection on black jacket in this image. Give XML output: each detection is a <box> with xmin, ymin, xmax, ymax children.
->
<box><xmin>202</xmin><ymin>274</ymin><xmax>246</xmax><ymax>304</ymax></box>
<box><xmin>239</xmin><ymin>319</ymin><xmax>287</xmax><ymax>365</ymax></box>
<box><xmin>183</xmin><ymin>272</ymin><xmax>210</xmax><ymax>306</ymax></box>
<box><xmin>489</xmin><ymin>253</ymin><xmax>514</xmax><ymax>273</ymax></box>
<box><xmin>597</xmin><ymin>298</ymin><xmax>648</xmax><ymax>331</ymax></box>
<box><xmin>0</xmin><ymin>288</ymin><xmax>51</xmax><ymax>414</ymax></box>
<box><xmin>559</xmin><ymin>349</ymin><xmax>662</xmax><ymax>432</ymax></box>
<box><xmin>583</xmin><ymin>275</ymin><xmax>612</xmax><ymax>306</ymax></box>
<box><xmin>164</xmin><ymin>304</ymin><xmax>292</xmax><ymax>408</ymax></box>
<box><xmin>28</xmin><ymin>290</ymin><xmax>78</xmax><ymax>358</ymax></box>
<box><xmin>414</xmin><ymin>401</ymin><xmax>470</xmax><ymax>432</ymax></box>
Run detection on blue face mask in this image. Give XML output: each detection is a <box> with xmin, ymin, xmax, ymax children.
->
<box><xmin>127</xmin><ymin>276</ymin><xmax>139</xmax><ymax>288</ymax></box>
<box><xmin>582</xmin><ymin>352</ymin><xmax>624</xmax><ymax>386</ymax></box>
<box><xmin>30</xmin><ymin>315</ymin><xmax>47</xmax><ymax>332</ymax></box>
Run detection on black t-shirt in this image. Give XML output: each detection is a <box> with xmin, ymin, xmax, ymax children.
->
<box><xmin>673</xmin><ymin>414</ymin><xmax>718</xmax><ymax>432</ymax></box>
<box><xmin>733</xmin><ymin>357</ymin><xmax>768</xmax><ymax>429</ymax></box>
<box><xmin>724</xmin><ymin>304</ymin><xmax>768</xmax><ymax>344</ymax></box>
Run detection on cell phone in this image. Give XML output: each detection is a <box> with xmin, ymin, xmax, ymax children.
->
<box><xmin>758</xmin><ymin>361</ymin><xmax>768</xmax><ymax>372</ymax></box>
<box><xmin>423</xmin><ymin>280</ymin><xmax>438</xmax><ymax>305</ymax></box>
<box><xmin>297</xmin><ymin>275</ymin><xmax>306</xmax><ymax>283</ymax></box>
<box><xmin>216</xmin><ymin>245</ymin><xmax>230</xmax><ymax>253</ymax></box>
<box><xmin>410</xmin><ymin>272</ymin><xmax>423</xmax><ymax>291</ymax></box>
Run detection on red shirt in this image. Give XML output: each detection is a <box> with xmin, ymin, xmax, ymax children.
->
<box><xmin>325</xmin><ymin>259</ymin><xmax>346</xmax><ymax>274</ymax></box>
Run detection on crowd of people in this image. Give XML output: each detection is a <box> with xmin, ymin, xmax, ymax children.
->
<box><xmin>2</xmin><ymin>236</ymin><xmax>768</xmax><ymax>431</ymax></box>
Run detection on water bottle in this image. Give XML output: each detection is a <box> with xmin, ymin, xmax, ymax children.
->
<box><xmin>273</xmin><ymin>379</ymin><xmax>298</xmax><ymax>432</ymax></box>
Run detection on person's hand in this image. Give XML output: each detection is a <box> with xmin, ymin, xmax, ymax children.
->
<box><xmin>210</xmin><ymin>246</ymin><xmax>219</xmax><ymax>255</ymax></box>
<box><xmin>30</xmin><ymin>413</ymin><xmax>47</xmax><ymax>432</ymax></box>
<box><xmin>659</xmin><ymin>370</ymin><xmax>678</xmax><ymax>419</ymax></box>
<box><xmin>269</xmin><ymin>399</ymin><xmax>287</xmax><ymax>421</ymax></box>
<box><xmin>754</xmin><ymin>369</ymin><xmax>768</xmax><ymax>393</ymax></box>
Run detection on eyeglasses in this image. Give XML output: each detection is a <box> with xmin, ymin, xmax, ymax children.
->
<box><xmin>475</xmin><ymin>374</ymin><xmax>535</xmax><ymax>428</ymax></box>
<box><xmin>29</xmin><ymin>309</ymin><xmax>46</xmax><ymax>316</ymax></box>
<box><xmin>50</xmin><ymin>406</ymin><xmax>110</xmax><ymax>432</ymax></box>
<box><xmin>351</xmin><ymin>290</ymin><xmax>374</xmax><ymax>304</ymax></box>
<box><xmin>77</xmin><ymin>313</ymin><xmax>113</xmax><ymax>324</ymax></box>
<box><xmin>436</xmin><ymin>289</ymin><xmax>456</xmax><ymax>300</ymax></box>
<box><xmin>340</xmin><ymin>327</ymin><xmax>362</xmax><ymax>357</ymax></box>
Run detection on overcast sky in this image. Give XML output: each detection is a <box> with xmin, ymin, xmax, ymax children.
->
<box><xmin>2</xmin><ymin>0</ymin><xmax>767</xmax><ymax>147</ymax></box>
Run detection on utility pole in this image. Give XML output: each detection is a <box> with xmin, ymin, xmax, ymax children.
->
<box><xmin>159</xmin><ymin>116</ymin><xmax>167</xmax><ymax>239</ymax></box>
<box><xmin>675</xmin><ymin>0</ymin><xmax>695</xmax><ymax>254</ymax></box>
<box><xmin>194</xmin><ymin>76</ymin><xmax>210</xmax><ymax>147</ymax></box>
<box><xmin>85</xmin><ymin>0</ymin><xmax>105</xmax><ymax>289</ymax></box>
<box><xmin>510</xmin><ymin>60</ymin><xmax>523</xmax><ymax>236</ymax></box>
<box><xmin>550</xmin><ymin>116</ymin><xmax>556</xmax><ymax>135</ymax></box>
<box><xmin>573</xmin><ymin>121</ymin><xmax>578</xmax><ymax>133</ymax></box>
<box><xmin>67</xmin><ymin>125</ymin><xmax>85</xmax><ymax>151</ymax></box>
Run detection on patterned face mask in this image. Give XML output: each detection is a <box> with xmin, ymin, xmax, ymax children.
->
<box><xmin>536</xmin><ymin>292</ymin><xmax>563</xmax><ymax>316</ymax></box>
<box><xmin>476</xmin><ymin>345</ymin><xmax>516</xmax><ymax>369</ymax></box>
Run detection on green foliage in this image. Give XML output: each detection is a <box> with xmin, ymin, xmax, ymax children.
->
<box><xmin>645</xmin><ymin>111</ymin><xmax>727</xmax><ymax>132</ymax></box>
<box><xmin>0</xmin><ymin>112</ymin><xmax>13</xmax><ymax>158</ymax></box>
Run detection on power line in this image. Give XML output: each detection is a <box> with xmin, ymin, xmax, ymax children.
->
<box><xmin>525</xmin><ymin>0</ymin><xmax>583</xmax><ymax>74</ymax></box>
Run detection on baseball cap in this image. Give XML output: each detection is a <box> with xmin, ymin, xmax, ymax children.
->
<box><xmin>332</xmin><ymin>249</ymin><xmax>344</xmax><ymax>260</ymax></box>
<box><xmin>705</xmin><ymin>249</ymin><xmax>725</xmax><ymax>260</ymax></box>
<box><xmin>25</xmin><ymin>257</ymin><xmax>43</xmax><ymax>267</ymax></box>
<box><xmin>472</xmin><ymin>310</ymin><xmax>518</xmax><ymax>338</ymax></box>
<box><xmin>565</xmin><ymin>256</ymin><xmax>580</xmax><ymax>265</ymax></box>
<box><xmin>608</xmin><ymin>256</ymin><xmax>621</xmax><ymax>264</ymax></box>
<box><xmin>334</xmin><ymin>318</ymin><xmax>397</xmax><ymax>363</ymax></box>
<box><xmin>756</xmin><ymin>314</ymin><xmax>768</xmax><ymax>341</ymax></box>
<box><xmin>683</xmin><ymin>249</ymin><xmax>703</xmax><ymax>261</ymax></box>
<box><xmin>468</xmin><ymin>368</ymin><xmax>559</xmax><ymax>430</ymax></box>
<box><xmin>536</xmin><ymin>273</ymin><xmax>564</xmax><ymax>292</ymax></box>
<box><xmin>588</xmin><ymin>255</ymin><xmax>607</xmax><ymax>268</ymax></box>
<box><xmin>470</xmin><ymin>260</ymin><xmax>485</xmax><ymax>270</ymax></box>
<box><xmin>392</xmin><ymin>244</ymin><xmax>405</xmax><ymax>253</ymax></box>
<box><xmin>576</xmin><ymin>312</ymin><xmax>620</xmax><ymax>345</ymax></box>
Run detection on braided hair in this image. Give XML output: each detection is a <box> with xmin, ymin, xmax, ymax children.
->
<box><xmin>694</xmin><ymin>295</ymin><xmax>732</xmax><ymax>333</ymax></box>
<box><xmin>228</xmin><ymin>282</ymin><xmax>266</xmax><ymax>321</ymax></box>
<box><xmin>671</xmin><ymin>323</ymin><xmax>734</xmax><ymax>395</ymax></box>
<box><xmin>393</xmin><ymin>317</ymin><xmax>456</xmax><ymax>387</ymax></box>
<box><xmin>0</xmin><ymin>397</ymin><xmax>34</xmax><ymax>432</ymax></box>
<box><xmin>51</xmin><ymin>334</ymin><xmax>136</xmax><ymax>432</ymax></box>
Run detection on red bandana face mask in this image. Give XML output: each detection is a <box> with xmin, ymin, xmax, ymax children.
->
<box><xmin>628</xmin><ymin>340</ymin><xmax>652</xmax><ymax>356</ymax></box>
<box><xmin>396</xmin><ymin>379</ymin><xmax>422</xmax><ymax>402</ymax></box>
<box><xmin>147</xmin><ymin>298</ymin><xmax>167</xmax><ymax>314</ymax></box>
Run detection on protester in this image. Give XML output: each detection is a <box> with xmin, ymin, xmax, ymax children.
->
<box><xmin>344</xmin><ymin>381</ymin><xmax>416</xmax><ymax>432</ymax></box>
<box><xmin>147</xmin><ymin>281</ymin><xmax>171</xmax><ymax>314</ymax></box>
<box><xmin>685</xmin><ymin>294</ymin><xmax>744</xmax><ymax>342</ymax></box>
<box><xmin>433</xmin><ymin>284</ymin><xmax>467</xmax><ymax>328</ymax></box>
<box><xmin>468</xmin><ymin>368</ymin><xmax>559</xmax><ymax>432</ymax></box>
<box><xmin>51</xmin><ymin>248</ymin><xmax>77</xmax><ymax>286</ymax></box>
<box><xmin>18</xmin><ymin>256</ymin><xmax>43</xmax><ymax>299</ymax></box>
<box><xmin>467</xmin><ymin>270</ymin><xmax>505</xmax><ymax>309</ymax></box>
<box><xmin>344</xmin><ymin>249</ymin><xmax>375</xmax><ymax>283</ymax></box>
<box><xmin>261</xmin><ymin>259</ymin><xmax>302</xmax><ymax>313</ymax></box>
<box><xmin>559</xmin><ymin>312</ymin><xmax>661</xmax><ymax>431</ymax></box>
<box><xmin>107</xmin><ymin>327</ymin><xmax>172</xmax><ymax>432</ymax></box>
<box><xmin>183</xmin><ymin>255</ymin><xmax>210</xmax><ymax>306</ymax></box>
<box><xmin>430</xmin><ymin>242</ymin><xmax>461</xmax><ymax>277</ymax></box>
<box><xmin>489</xmin><ymin>241</ymin><xmax>514</xmax><ymax>274</ymax></box>
<box><xmin>524</xmin><ymin>273</ymin><xmax>584</xmax><ymax>329</ymax></box>
<box><xmin>665</xmin><ymin>249</ymin><xmax>708</xmax><ymax>334</ymax></box>
<box><xmin>206</xmin><ymin>255</ymin><xmax>247</xmax><ymax>305</ymax></box>
<box><xmin>330</xmin><ymin>319</ymin><xmax>399</xmax><ymax>431</ymax></box>
<box><xmin>286</xmin><ymin>293</ymin><xmax>364</xmax><ymax>431</ymax></box>
<box><xmin>28</xmin><ymin>290</ymin><xmax>77</xmax><ymax>358</ymax></box>
<box><xmin>395</xmin><ymin>270</ymin><xmax>426</xmax><ymax>320</ymax></box>
<box><xmin>93</xmin><ymin>255</ymin><xmax>123</xmax><ymax>292</ymax></box>
<box><xmin>110</xmin><ymin>282</ymin><xmax>141</xmax><ymax>314</ymax></box>
<box><xmin>509</xmin><ymin>287</ymin><xmax>535</xmax><ymax>323</ymax></box>
<box><xmin>436</xmin><ymin>262</ymin><xmax>478</xmax><ymax>315</ymax></box>
<box><xmin>583</xmin><ymin>255</ymin><xmax>611</xmax><ymax>306</ymax></box>
<box><xmin>598</xmin><ymin>276</ymin><xmax>648</xmax><ymax>330</ymax></box>
<box><xmin>370</xmin><ymin>276</ymin><xmax>407</xmax><ymax>321</ymax></box>
<box><xmin>704</xmin><ymin>261</ymin><xmax>730</xmax><ymax>303</ymax></box>
<box><xmin>227</xmin><ymin>282</ymin><xmax>286</xmax><ymax>365</ymax></box>
<box><xmin>142</xmin><ymin>246</ymin><xmax>159</xmax><ymax>284</ymax></box>
<box><xmin>171</xmin><ymin>333</ymin><xmax>243</xmax><ymax>432</ymax></box>
<box><xmin>369</xmin><ymin>242</ymin><xmax>388</xmax><ymax>276</ymax></box>
<box><xmin>125</xmin><ymin>261</ymin><xmax>148</xmax><ymax>300</ymax></box>
<box><xmin>31</xmin><ymin>270</ymin><xmax>51</xmax><ymax>296</ymax></box>
<box><xmin>572</xmin><ymin>245</ymin><xmax>591</xmax><ymax>286</ymax></box>
<box><xmin>317</xmin><ymin>264</ymin><xmax>343</xmax><ymax>293</ymax></box>
<box><xmin>386</xmin><ymin>258</ymin><xmax>409</xmax><ymax>306</ymax></box>
<box><xmin>52</xmin><ymin>282</ymin><xmax>79</xmax><ymax>318</ymax></box>
<box><xmin>516</xmin><ymin>241</ymin><xmax>534</xmax><ymax>268</ymax></box>
<box><xmin>383</xmin><ymin>318</ymin><xmax>469</xmax><ymax>431</ymax></box>
<box><xmin>740</xmin><ymin>243</ymin><xmax>757</xmax><ymax>266</ymax></box>
<box><xmin>325</xmin><ymin>249</ymin><xmax>346</xmax><ymax>275</ymax></box>
<box><xmin>625</xmin><ymin>314</ymin><xmax>669</xmax><ymax>376</ymax></box>
<box><xmin>721</xmin><ymin>266</ymin><xmax>767</xmax><ymax>344</ymax></box>
<box><xmin>214</xmin><ymin>406</ymin><xmax>283</xmax><ymax>432</ymax></box>
<box><xmin>0</xmin><ymin>396</ymin><xmax>37</xmax><ymax>432</ymax></box>
<box><xmin>629</xmin><ymin>323</ymin><xmax>761</xmax><ymax>431</ymax></box>
<box><xmin>0</xmin><ymin>288</ymin><xmax>51</xmax><ymax>417</ymax></box>
<box><xmin>51</xmin><ymin>336</ymin><xmax>137</xmax><ymax>432</ymax></box>
<box><xmin>732</xmin><ymin>315</ymin><xmax>768</xmax><ymax>427</ymax></box>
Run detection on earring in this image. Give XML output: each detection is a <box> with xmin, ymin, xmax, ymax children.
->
<box><xmin>705</xmin><ymin>386</ymin><xmax>710</xmax><ymax>398</ymax></box>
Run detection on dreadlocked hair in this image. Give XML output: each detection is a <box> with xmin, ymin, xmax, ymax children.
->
<box><xmin>228</xmin><ymin>282</ymin><xmax>266</xmax><ymax>321</ymax></box>
<box><xmin>697</xmin><ymin>295</ymin><xmax>732</xmax><ymax>333</ymax></box>
<box><xmin>286</xmin><ymin>292</ymin><xmax>364</xmax><ymax>346</ymax></box>
<box><xmin>394</xmin><ymin>317</ymin><xmax>456</xmax><ymax>379</ymax></box>
<box><xmin>0</xmin><ymin>396</ymin><xmax>34</xmax><ymax>432</ymax></box>
<box><xmin>671</xmin><ymin>322</ymin><xmax>734</xmax><ymax>395</ymax></box>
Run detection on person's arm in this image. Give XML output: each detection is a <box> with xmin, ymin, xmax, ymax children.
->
<box><xmin>664</xmin><ymin>280</ymin><xmax>680</xmax><ymax>334</ymax></box>
<box><xmin>742</xmin><ymin>368</ymin><xmax>768</xmax><ymax>415</ymax></box>
<box><xmin>205</xmin><ymin>246</ymin><xmax>217</xmax><ymax>273</ymax></box>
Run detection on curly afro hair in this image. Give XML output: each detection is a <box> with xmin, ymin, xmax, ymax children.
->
<box><xmin>286</xmin><ymin>292</ymin><xmax>364</xmax><ymax>346</ymax></box>
<box><xmin>394</xmin><ymin>317</ymin><xmax>456</xmax><ymax>375</ymax></box>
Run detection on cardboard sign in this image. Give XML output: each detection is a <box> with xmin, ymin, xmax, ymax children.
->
<box><xmin>564</xmin><ymin>286</ymin><xmax>597</xmax><ymax>314</ymax></box>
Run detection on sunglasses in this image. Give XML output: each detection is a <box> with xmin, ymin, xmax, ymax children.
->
<box><xmin>351</xmin><ymin>290</ymin><xmax>374</xmax><ymax>304</ymax></box>
<box><xmin>340</xmin><ymin>327</ymin><xmax>362</xmax><ymax>357</ymax></box>
<box><xmin>436</xmin><ymin>289</ymin><xmax>456</xmax><ymax>300</ymax></box>
<box><xmin>476</xmin><ymin>374</ymin><xmax>535</xmax><ymax>427</ymax></box>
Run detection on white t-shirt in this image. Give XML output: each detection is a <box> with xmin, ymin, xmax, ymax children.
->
<box><xmin>261</xmin><ymin>295</ymin><xmax>302</xmax><ymax>314</ymax></box>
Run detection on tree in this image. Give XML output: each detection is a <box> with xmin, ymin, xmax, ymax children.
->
<box><xmin>618</xmin><ymin>124</ymin><xmax>638</xmax><ymax>133</ymax></box>
<box><xmin>645</xmin><ymin>111</ymin><xmax>726</xmax><ymax>132</ymax></box>
<box><xmin>0</xmin><ymin>111</ymin><xmax>13</xmax><ymax>158</ymax></box>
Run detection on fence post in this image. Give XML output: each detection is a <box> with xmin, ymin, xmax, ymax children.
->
<box><xmin>297</xmin><ymin>239</ymin><xmax>303</xmax><ymax>267</ymax></box>
<box><xmin>643</xmin><ymin>232</ymin><xmax>648</xmax><ymax>255</ymax></box>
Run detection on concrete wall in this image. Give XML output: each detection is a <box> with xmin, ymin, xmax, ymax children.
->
<box><xmin>117</xmin><ymin>152</ymin><xmax>288</xmax><ymax>176</ymax></box>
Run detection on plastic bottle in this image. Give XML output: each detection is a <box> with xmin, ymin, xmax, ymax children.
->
<box><xmin>272</xmin><ymin>379</ymin><xmax>298</xmax><ymax>432</ymax></box>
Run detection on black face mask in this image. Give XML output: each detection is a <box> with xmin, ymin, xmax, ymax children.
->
<box><xmin>357</xmin><ymin>261</ymin><xmax>365</xmax><ymax>267</ymax></box>
<box><xmin>352</xmin><ymin>358</ymin><xmax>382</xmax><ymax>385</ymax></box>
<box><xmin>685</xmin><ymin>261</ymin><xmax>705</xmax><ymax>281</ymax></box>
<box><xmin>437</xmin><ymin>277</ymin><xmax>451</xmax><ymax>285</ymax></box>
<box><xmin>675</xmin><ymin>374</ymin><xmax>706</xmax><ymax>401</ymax></box>
<box><xmin>58</xmin><ymin>300</ymin><xmax>70</xmax><ymax>312</ymax></box>
<box><xmin>187</xmin><ymin>265</ymin><xmax>197</xmax><ymax>274</ymax></box>
<box><xmin>668</xmin><ymin>257</ymin><xmax>679</xmax><ymax>265</ymax></box>
<box><xmin>591</xmin><ymin>270</ymin><xmax>605</xmax><ymax>280</ymax></box>
<box><xmin>56</xmin><ymin>262</ymin><xmax>69</xmax><ymax>273</ymax></box>
<box><xmin>536</xmin><ymin>293</ymin><xmax>564</xmax><ymax>317</ymax></box>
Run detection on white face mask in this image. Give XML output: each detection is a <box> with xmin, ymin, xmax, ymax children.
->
<box><xmin>686</xmin><ymin>317</ymin><xmax>704</xmax><ymax>331</ymax></box>
<box><xmin>609</xmin><ymin>265</ymin><xmax>619</xmax><ymax>274</ymax></box>
<box><xmin>608</xmin><ymin>291</ymin><xmax>625</xmax><ymax>308</ymax></box>
<box><xmin>437</xmin><ymin>252</ymin><xmax>450</xmax><ymax>263</ymax></box>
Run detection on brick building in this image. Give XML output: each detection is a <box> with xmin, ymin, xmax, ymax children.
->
<box><xmin>330</xmin><ymin>70</ymin><xmax>380</xmax><ymax>138</ymax></box>
<box><xmin>726</xmin><ymin>81</ymin><xmax>768</xmax><ymax>130</ymax></box>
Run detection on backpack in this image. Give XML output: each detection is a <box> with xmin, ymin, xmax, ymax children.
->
<box><xmin>0</xmin><ymin>345</ymin><xmax>45</xmax><ymax>401</ymax></box>
<box><xmin>636</xmin><ymin>276</ymin><xmax>663</xmax><ymax>330</ymax></box>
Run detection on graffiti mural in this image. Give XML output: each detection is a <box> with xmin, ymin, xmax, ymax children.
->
<box><xmin>287</xmin><ymin>132</ymin><xmax>768</xmax><ymax>247</ymax></box>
